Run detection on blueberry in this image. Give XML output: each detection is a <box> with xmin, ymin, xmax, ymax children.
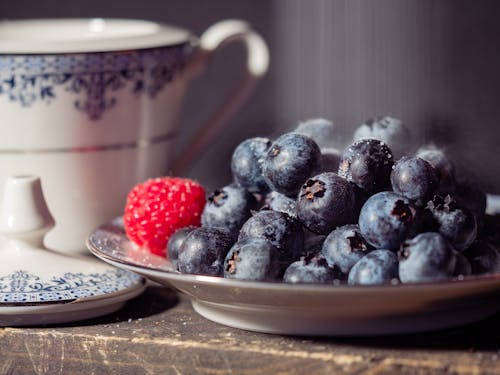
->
<box><xmin>391</xmin><ymin>156</ymin><xmax>439</xmax><ymax>205</ymax></box>
<box><xmin>319</xmin><ymin>148</ymin><xmax>341</xmax><ymax>173</ymax></box>
<box><xmin>263</xmin><ymin>132</ymin><xmax>321</xmax><ymax>197</ymax></box>
<box><xmin>416</xmin><ymin>145</ymin><xmax>456</xmax><ymax>194</ymax></box>
<box><xmin>294</xmin><ymin>118</ymin><xmax>338</xmax><ymax>148</ymax></box>
<box><xmin>224</xmin><ymin>237</ymin><xmax>281</xmax><ymax>281</ymax></box>
<box><xmin>352</xmin><ymin>184</ymin><xmax>370</xmax><ymax>217</ymax></box>
<box><xmin>167</xmin><ymin>226</ymin><xmax>196</xmax><ymax>269</ymax></box>
<box><xmin>359</xmin><ymin>191</ymin><xmax>417</xmax><ymax>250</ymax></box>
<box><xmin>303</xmin><ymin>232</ymin><xmax>326</xmax><ymax>254</ymax></box>
<box><xmin>398</xmin><ymin>232</ymin><xmax>456</xmax><ymax>283</ymax></box>
<box><xmin>454</xmin><ymin>179</ymin><xmax>487</xmax><ymax>220</ymax></box>
<box><xmin>322</xmin><ymin>224</ymin><xmax>372</xmax><ymax>274</ymax></box>
<box><xmin>463</xmin><ymin>240</ymin><xmax>500</xmax><ymax>275</ymax></box>
<box><xmin>353</xmin><ymin>116</ymin><xmax>410</xmax><ymax>158</ymax></box>
<box><xmin>453</xmin><ymin>250</ymin><xmax>472</xmax><ymax>277</ymax></box>
<box><xmin>426</xmin><ymin>195</ymin><xmax>477</xmax><ymax>252</ymax></box>
<box><xmin>177</xmin><ymin>227</ymin><xmax>234</xmax><ymax>276</ymax></box>
<box><xmin>265</xmin><ymin>190</ymin><xmax>297</xmax><ymax>218</ymax></box>
<box><xmin>412</xmin><ymin>204</ymin><xmax>440</xmax><ymax>234</ymax></box>
<box><xmin>296</xmin><ymin>172</ymin><xmax>357</xmax><ymax>234</ymax></box>
<box><xmin>201</xmin><ymin>185</ymin><xmax>256</xmax><ymax>233</ymax></box>
<box><xmin>238</xmin><ymin>210</ymin><xmax>304</xmax><ymax>265</ymax></box>
<box><xmin>283</xmin><ymin>252</ymin><xmax>342</xmax><ymax>284</ymax></box>
<box><xmin>348</xmin><ymin>250</ymin><xmax>399</xmax><ymax>285</ymax></box>
<box><xmin>483</xmin><ymin>214</ymin><xmax>500</xmax><ymax>246</ymax></box>
<box><xmin>338</xmin><ymin>138</ymin><xmax>394</xmax><ymax>194</ymax></box>
<box><xmin>231</xmin><ymin>137</ymin><xmax>272</xmax><ymax>194</ymax></box>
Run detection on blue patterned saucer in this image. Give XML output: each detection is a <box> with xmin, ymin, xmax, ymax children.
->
<box><xmin>0</xmin><ymin>175</ymin><xmax>145</xmax><ymax>326</ymax></box>
<box><xmin>0</xmin><ymin>251</ymin><xmax>146</xmax><ymax>326</ymax></box>
<box><xmin>0</xmin><ymin>266</ymin><xmax>143</xmax><ymax>306</ymax></box>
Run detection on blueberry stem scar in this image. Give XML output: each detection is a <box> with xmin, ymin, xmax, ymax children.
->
<box><xmin>226</xmin><ymin>250</ymin><xmax>241</xmax><ymax>274</ymax></box>
<box><xmin>301</xmin><ymin>179</ymin><xmax>325</xmax><ymax>200</ymax></box>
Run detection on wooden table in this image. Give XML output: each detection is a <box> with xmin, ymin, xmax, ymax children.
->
<box><xmin>1</xmin><ymin>283</ymin><xmax>499</xmax><ymax>375</ymax></box>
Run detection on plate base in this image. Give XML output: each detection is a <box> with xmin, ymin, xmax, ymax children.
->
<box><xmin>192</xmin><ymin>299</ymin><xmax>499</xmax><ymax>336</ymax></box>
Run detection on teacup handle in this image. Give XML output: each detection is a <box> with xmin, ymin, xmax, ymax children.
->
<box><xmin>171</xmin><ymin>19</ymin><xmax>270</xmax><ymax>174</ymax></box>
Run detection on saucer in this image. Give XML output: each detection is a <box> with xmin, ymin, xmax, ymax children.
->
<box><xmin>87</xmin><ymin>217</ymin><xmax>500</xmax><ymax>336</ymax></box>
<box><xmin>0</xmin><ymin>175</ymin><xmax>145</xmax><ymax>326</ymax></box>
<box><xmin>0</xmin><ymin>254</ymin><xmax>145</xmax><ymax>326</ymax></box>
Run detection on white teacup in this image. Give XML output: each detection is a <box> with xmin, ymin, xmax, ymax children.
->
<box><xmin>0</xmin><ymin>18</ymin><xmax>269</xmax><ymax>254</ymax></box>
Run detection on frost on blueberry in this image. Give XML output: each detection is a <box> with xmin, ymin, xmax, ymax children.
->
<box><xmin>167</xmin><ymin>226</ymin><xmax>196</xmax><ymax>269</ymax></box>
<box><xmin>294</xmin><ymin>118</ymin><xmax>338</xmax><ymax>149</ymax></box>
<box><xmin>353</xmin><ymin>116</ymin><xmax>410</xmax><ymax>158</ymax></box>
<box><xmin>338</xmin><ymin>139</ymin><xmax>394</xmax><ymax>194</ymax></box>
<box><xmin>223</xmin><ymin>237</ymin><xmax>281</xmax><ymax>281</ymax></box>
<box><xmin>177</xmin><ymin>227</ymin><xmax>234</xmax><ymax>276</ymax></box>
<box><xmin>391</xmin><ymin>156</ymin><xmax>439</xmax><ymax>205</ymax></box>
<box><xmin>426</xmin><ymin>195</ymin><xmax>477</xmax><ymax>252</ymax></box>
<box><xmin>238</xmin><ymin>210</ymin><xmax>304</xmax><ymax>266</ymax></box>
<box><xmin>322</xmin><ymin>224</ymin><xmax>372</xmax><ymax>274</ymax></box>
<box><xmin>416</xmin><ymin>145</ymin><xmax>457</xmax><ymax>194</ymax></box>
<box><xmin>359</xmin><ymin>191</ymin><xmax>417</xmax><ymax>250</ymax></box>
<box><xmin>297</xmin><ymin>172</ymin><xmax>357</xmax><ymax>235</ymax></box>
<box><xmin>201</xmin><ymin>184</ymin><xmax>255</xmax><ymax>234</ymax></box>
<box><xmin>348</xmin><ymin>249</ymin><xmax>399</xmax><ymax>285</ymax></box>
<box><xmin>231</xmin><ymin>137</ymin><xmax>272</xmax><ymax>194</ymax></box>
<box><xmin>283</xmin><ymin>252</ymin><xmax>342</xmax><ymax>284</ymax></box>
<box><xmin>398</xmin><ymin>232</ymin><xmax>457</xmax><ymax>283</ymax></box>
<box><xmin>263</xmin><ymin>132</ymin><xmax>321</xmax><ymax>197</ymax></box>
<box><xmin>265</xmin><ymin>191</ymin><xmax>297</xmax><ymax>218</ymax></box>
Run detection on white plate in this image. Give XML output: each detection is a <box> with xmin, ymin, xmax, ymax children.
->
<box><xmin>87</xmin><ymin>218</ymin><xmax>500</xmax><ymax>336</ymax></box>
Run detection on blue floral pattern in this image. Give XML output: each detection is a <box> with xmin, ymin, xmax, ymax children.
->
<box><xmin>0</xmin><ymin>268</ymin><xmax>143</xmax><ymax>304</ymax></box>
<box><xmin>0</xmin><ymin>44</ymin><xmax>192</xmax><ymax>120</ymax></box>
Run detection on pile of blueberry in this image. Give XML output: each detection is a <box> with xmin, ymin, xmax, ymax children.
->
<box><xmin>169</xmin><ymin>117</ymin><xmax>500</xmax><ymax>285</ymax></box>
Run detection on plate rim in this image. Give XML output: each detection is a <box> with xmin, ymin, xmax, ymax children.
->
<box><xmin>86</xmin><ymin>222</ymin><xmax>500</xmax><ymax>294</ymax></box>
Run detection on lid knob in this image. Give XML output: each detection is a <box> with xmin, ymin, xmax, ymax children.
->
<box><xmin>0</xmin><ymin>175</ymin><xmax>55</xmax><ymax>247</ymax></box>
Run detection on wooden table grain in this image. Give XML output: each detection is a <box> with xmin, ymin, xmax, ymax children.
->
<box><xmin>1</xmin><ymin>283</ymin><xmax>499</xmax><ymax>375</ymax></box>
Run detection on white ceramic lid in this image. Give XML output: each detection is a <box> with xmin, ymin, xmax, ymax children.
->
<box><xmin>0</xmin><ymin>175</ymin><xmax>145</xmax><ymax>327</ymax></box>
<box><xmin>0</xmin><ymin>18</ymin><xmax>192</xmax><ymax>54</ymax></box>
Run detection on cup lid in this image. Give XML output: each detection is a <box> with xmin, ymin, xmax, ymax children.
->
<box><xmin>0</xmin><ymin>18</ymin><xmax>193</xmax><ymax>54</ymax></box>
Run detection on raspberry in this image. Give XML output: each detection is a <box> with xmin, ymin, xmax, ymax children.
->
<box><xmin>123</xmin><ymin>177</ymin><xmax>206</xmax><ymax>257</ymax></box>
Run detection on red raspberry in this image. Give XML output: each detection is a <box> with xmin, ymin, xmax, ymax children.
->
<box><xmin>123</xmin><ymin>177</ymin><xmax>206</xmax><ymax>257</ymax></box>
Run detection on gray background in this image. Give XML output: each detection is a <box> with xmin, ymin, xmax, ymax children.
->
<box><xmin>2</xmin><ymin>0</ymin><xmax>500</xmax><ymax>193</ymax></box>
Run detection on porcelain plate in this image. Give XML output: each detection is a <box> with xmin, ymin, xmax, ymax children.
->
<box><xmin>87</xmin><ymin>218</ymin><xmax>500</xmax><ymax>336</ymax></box>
